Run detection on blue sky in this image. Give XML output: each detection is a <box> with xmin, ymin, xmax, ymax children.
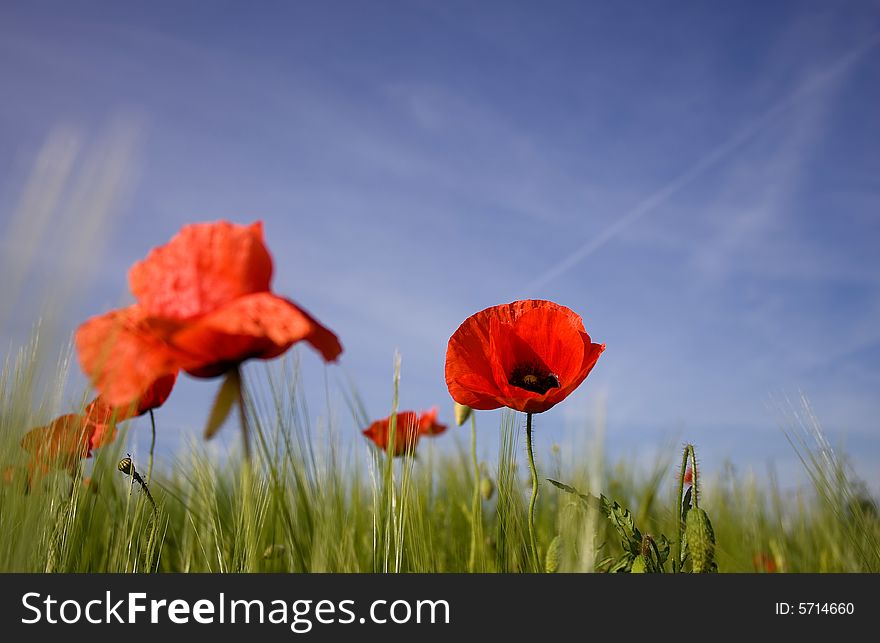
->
<box><xmin>1</xmin><ymin>1</ymin><xmax>879</xmax><ymax>492</ymax></box>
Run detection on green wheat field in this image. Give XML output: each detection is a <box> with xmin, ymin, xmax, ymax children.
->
<box><xmin>1</xmin><ymin>337</ymin><xmax>877</xmax><ymax>573</ymax></box>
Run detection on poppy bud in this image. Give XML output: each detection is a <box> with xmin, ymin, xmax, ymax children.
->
<box><xmin>480</xmin><ymin>476</ymin><xmax>495</xmax><ymax>501</ymax></box>
<box><xmin>454</xmin><ymin>402</ymin><xmax>472</xmax><ymax>426</ymax></box>
<box><xmin>545</xmin><ymin>535</ymin><xmax>562</xmax><ymax>573</ymax></box>
<box><xmin>685</xmin><ymin>507</ymin><xmax>716</xmax><ymax>573</ymax></box>
<box><xmin>631</xmin><ymin>554</ymin><xmax>648</xmax><ymax>573</ymax></box>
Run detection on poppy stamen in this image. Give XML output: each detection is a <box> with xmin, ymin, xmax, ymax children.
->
<box><xmin>508</xmin><ymin>363</ymin><xmax>560</xmax><ymax>395</ymax></box>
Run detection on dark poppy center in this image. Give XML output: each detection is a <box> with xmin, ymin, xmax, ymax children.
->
<box><xmin>508</xmin><ymin>363</ymin><xmax>560</xmax><ymax>395</ymax></box>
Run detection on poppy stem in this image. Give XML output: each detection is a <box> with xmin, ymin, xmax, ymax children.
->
<box><xmin>468</xmin><ymin>412</ymin><xmax>481</xmax><ymax>573</ymax></box>
<box><xmin>237</xmin><ymin>368</ymin><xmax>251</xmax><ymax>461</ymax></box>
<box><xmin>525</xmin><ymin>412</ymin><xmax>540</xmax><ymax>572</ymax></box>
<box><xmin>147</xmin><ymin>409</ymin><xmax>157</xmax><ymax>484</ymax></box>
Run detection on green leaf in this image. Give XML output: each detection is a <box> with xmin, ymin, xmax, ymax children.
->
<box><xmin>608</xmin><ymin>555</ymin><xmax>634</xmax><ymax>573</ymax></box>
<box><xmin>607</xmin><ymin>499</ymin><xmax>642</xmax><ymax>554</ymax></box>
<box><xmin>631</xmin><ymin>554</ymin><xmax>648</xmax><ymax>573</ymax></box>
<box><xmin>204</xmin><ymin>368</ymin><xmax>241</xmax><ymax>440</ymax></box>
<box><xmin>654</xmin><ymin>534</ymin><xmax>671</xmax><ymax>564</ymax></box>
<box><xmin>594</xmin><ymin>556</ymin><xmax>615</xmax><ymax>572</ymax></box>
<box><xmin>546</xmin><ymin>478</ymin><xmax>605</xmax><ymax>512</ymax></box>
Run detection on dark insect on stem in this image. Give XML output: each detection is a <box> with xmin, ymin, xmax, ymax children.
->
<box><xmin>118</xmin><ymin>455</ymin><xmax>157</xmax><ymax>513</ymax></box>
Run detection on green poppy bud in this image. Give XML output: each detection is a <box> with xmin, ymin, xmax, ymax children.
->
<box><xmin>480</xmin><ymin>476</ymin><xmax>495</xmax><ymax>500</ymax></box>
<box><xmin>685</xmin><ymin>507</ymin><xmax>716</xmax><ymax>573</ymax></box>
<box><xmin>454</xmin><ymin>402</ymin><xmax>472</xmax><ymax>426</ymax></box>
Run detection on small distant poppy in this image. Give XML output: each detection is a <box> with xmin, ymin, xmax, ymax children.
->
<box><xmin>445</xmin><ymin>300</ymin><xmax>604</xmax><ymax>414</ymax></box>
<box><xmin>76</xmin><ymin>221</ymin><xmax>342</xmax><ymax>410</ymax></box>
<box><xmin>752</xmin><ymin>552</ymin><xmax>778</xmax><ymax>573</ymax></box>
<box><xmin>363</xmin><ymin>409</ymin><xmax>448</xmax><ymax>457</ymax></box>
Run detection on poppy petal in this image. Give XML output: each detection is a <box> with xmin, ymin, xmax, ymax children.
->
<box><xmin>538</xmin><ymin>340</ymin><xmax>605</xmax><ymax>412</ymax></box>
<box><xmin>418</xmin><ymin>408</ymin><xmax>447</xmax><ymax>436</ymax></box>
<box><xmin>446</xmin><ymin>373</ymin><xmax>503</xmax><ymax>410</ymax></box>
<box><xmin>75</xmin><ymin>306</ymin><xmax>185</xmax><ymax>408</ymax></box>
<box><xmin>85</xmin><ymin>371</ymin><xmax>176</xmax><ymax>429</ymax></box>
<box><xmin>128</xmin><ymin>221</ymin><xmax>273</xmax><ymax>319</ymax></box>
<box><xmin>446</xmin><ymin>313</ymin><xmax>506</xmax><ymax>410</ymax></box>
<box><xmin>21</xmin><ymin>414</ymin><xmax>91</xmax><ymax>474</ymax></box>
<box><xmin>88</xmin><ymin>421</ymin><xmax>118</xmax><ymax>452</ymax></box>
<box><xmin>135</xmin><ymin>371</ymin><xmax>178</xmax><ymax>415</ymax></box>
<box><xmin>84</xmin><ymin>396</ymin><xmax>136</xmax><ymax>427</ymax></box>
<box><xmin>509</xmin><ymin>306</ymin><xmax>587</xmax><ymax>383</ymax></box>
<box><xmin>167</xmin><ymin>292</ymin><xmax>343</xmax><ymax>376</ymax></box>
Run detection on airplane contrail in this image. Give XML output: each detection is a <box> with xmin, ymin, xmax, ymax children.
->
<box><xmin>523</xmin><ymin>33</ymin><xmax>880</xmax><ymax>296</ymax></box>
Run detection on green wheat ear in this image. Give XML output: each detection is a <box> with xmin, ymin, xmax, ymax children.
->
<box><xmin>545</xmin><ymin>535</ymin><xmax>562</xmax><ymax>573</ymax></box>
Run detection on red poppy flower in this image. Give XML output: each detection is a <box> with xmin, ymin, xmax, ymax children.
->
<box><xmin>75</xmin><ymin>221</ymin><xmax>342</xmax><ymax>409</ymax></box>
<box><xmin>445</xmin><ymin>300</ymin><xmax>604</xmax><ymax>414</ymax></box>
<box><xmin>363</xmin><ymin>409</ymin><xmax>448</xmax><ymax>457</ymax></box>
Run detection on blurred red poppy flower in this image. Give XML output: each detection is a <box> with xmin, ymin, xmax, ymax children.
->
<box><xmin>16</xmin><ymin>374</ymin><xmax>177</xmax><ymax>481</ymax></box>
<box><xmin>363</xmin><ymin>409</ymin><xmax>448</xmax><ymax>457</ymax></box>
<box><xmin>20</xmin><ymin>414</ymin><xmax>96</xmax><ymax>476</ymax></box>
<box><xmin>76</xmin><ymin>221</ymin><xmax>342</xmax><ymax>410</ymax></box>
<box><xmin>445</xmin><ymin>300</ymin><xmax>604</xmax><ymax>414</ymax></box>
